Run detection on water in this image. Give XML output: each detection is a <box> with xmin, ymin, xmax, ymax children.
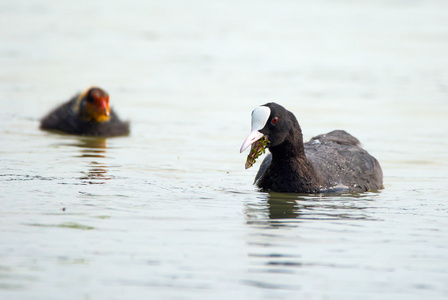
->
<box><xmin>1</xmin><ymin>0</ymin><xmax>448</xmax><ymax>299</ymax></box>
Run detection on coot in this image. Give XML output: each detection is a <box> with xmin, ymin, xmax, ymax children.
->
<box><xmin>240</xmin><ymin>102</ymin><xmax>383</xmax><ymax>193</ymax></box>
<box><xmin>40</xmin><ymin>87</ymin><xmax>129</xmax><ymax>137</ymax></box>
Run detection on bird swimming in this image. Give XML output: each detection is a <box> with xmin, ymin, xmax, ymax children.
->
<box><xmin>40</xmin><ymin>87</ymin><xmax>129</xmax><ymax>137</ymax></box>
<box><xmin>240</xmin><ymin>102</ymin><xmax>383</xmax><ymax>193</ymax></box>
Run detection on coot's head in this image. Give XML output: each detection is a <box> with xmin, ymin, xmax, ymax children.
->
<box><xmin>77</xmin><ymin>87</ymin><xmax>110</xmax><ymax>122</ymax></box>
<box><xmin>240</xmin><ymin>102</ymin><xmax>294</xmax><ymax>153</ymax></box>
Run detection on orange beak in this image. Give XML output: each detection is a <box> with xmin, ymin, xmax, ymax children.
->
<box><xmin>92</xmin><ymin>96</ymin><xmax>110</xmax><ymax>122</ymax></box>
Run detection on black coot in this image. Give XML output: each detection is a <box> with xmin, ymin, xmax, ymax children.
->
<box><xmin>240</xmin><ymin>102</ymin><xmax>383</xmax><ymax>193</ymax></box>
<box><xmin>40</xmin><ymin>87</ymin><xmax>129</xmax><ymax>137</ymax></box>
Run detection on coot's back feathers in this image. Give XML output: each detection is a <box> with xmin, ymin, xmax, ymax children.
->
<box><xmin>304</xmin><ymin>130</ymin><xmax>383</xmax><ymax>192</ymax></box>
<box><xmin>309</xmin><ymin>130</ymin><xmax>360</xmax><ymax>147</ymax></box>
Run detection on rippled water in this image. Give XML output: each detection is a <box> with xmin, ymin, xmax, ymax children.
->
<box><xmin>1</xmin><ymin>0</ymin><xmax>448</xmax><ymax>299</ymax></box>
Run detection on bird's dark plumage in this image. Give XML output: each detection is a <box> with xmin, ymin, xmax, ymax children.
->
<box><xmin>40</xmin><ymin>87</ymin><xmax>129</xmax><ymax>137</ymax></box>
<box><xmin>242</xmin><ymin>103</ymin><xmax>383</xmax><ymax>193</ymax></box>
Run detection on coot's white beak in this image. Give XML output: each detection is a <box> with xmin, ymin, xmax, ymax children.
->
<box><xmin>240</xmin><ymin>130</ymin><xmax>264</xmax><ymax>153</ymax></box>
<box><xmin>240</xmin><ymin>106</ymin><xmax>271</xmax><ymax>153</ymax></box>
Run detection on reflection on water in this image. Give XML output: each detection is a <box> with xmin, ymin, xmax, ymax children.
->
<box><xmin>79</xmin><ymin>161</ymin><xmax>110</xmax><ymax>184</ymax></box>
<box><xmin>246</xmin><ymin>192</ymin><xmax>379</xmax><ymax>228</ymax></box>
<box><xmin>73</xmin><ymin>138</ymin><xmax>107</xmax><ymax>158</ymax></box>
<box><xmin>66</xmin><ymin>137</ymin><xmax>111</xmax><ymax>184</ymax></box>
<box><xmin>266</xmin><ymin>193</ymin><xmax>301</xmax><ymax>220</ymax></box>
<box><xmin>244</xmin><ymin>192</ymin><xmax>381</xmax><ymax>290</ymax></box>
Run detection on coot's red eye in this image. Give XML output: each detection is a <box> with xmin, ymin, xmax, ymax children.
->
<box><xmin>272</xmin><ymin>117</ymin><xmax>279</xmax><ymax>124</ymax></box>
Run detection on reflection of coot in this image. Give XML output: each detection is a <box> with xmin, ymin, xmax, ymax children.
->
<box><xmin>241</xmin><ymin>102</ymin><xmax>383</xmax><ymax>193</ymax></box>
<box><xmin>74</xmin><ymin>137</ymin><xmax>111</xmax><ymax>184</ymax></box>
<box><xmin>80</xmin><ymin>161</ymin><xmax>111</xmax><ymax>184</ymax></box>
<box><xmin>267</xmin><ymin>194</ymin><xmax>300</xmax><ymax>220</ymax></box>
<box><xmin>40</xmin><ymin>87</ymin><xmax>129</xmax><ymax>137</ymax></box>
<box><xmin>74</xmin><ymin>137</ymin><xmax>107</xmax><ymax>159</ymax></box>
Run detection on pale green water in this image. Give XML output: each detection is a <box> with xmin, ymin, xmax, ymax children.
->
<box><xmin>1</xmin><ymin>1</ymin><xmax>448</xmax><ymax>299</ymax></box>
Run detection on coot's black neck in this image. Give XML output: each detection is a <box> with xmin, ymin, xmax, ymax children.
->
<box><xmin>269</xmin><ymin>121</ymin><xmax>305</xmax><ymax>160</ymax></box>
<box><xmin>263</xmin><ymin>121</ymin><xmax>324</xmax><ymax>193</ymax></box>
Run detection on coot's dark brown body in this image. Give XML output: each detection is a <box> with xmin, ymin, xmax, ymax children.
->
<box><xmin>242</xmin><ymin>103</ymin><xmax>383</xmax><ymax>193</ymax></box>
<box><xmin>40</xmin><ymin>87</ymin><xmax>129</xmax><ymax>137</ymax></box>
